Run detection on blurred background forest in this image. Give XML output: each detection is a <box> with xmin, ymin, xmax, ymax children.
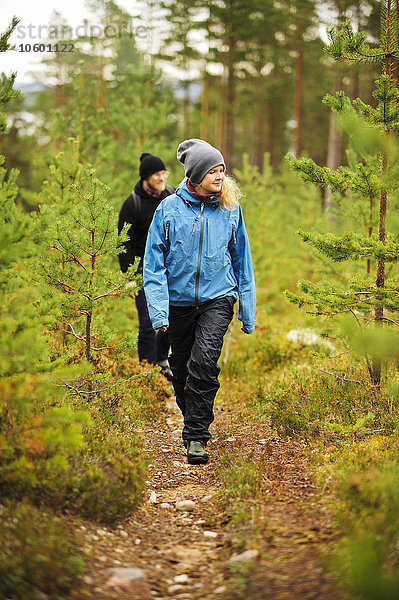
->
<box><xmin>3</xmin><ymin>0</ymin><xmax>381</xmax><ymax>210</ymax></box>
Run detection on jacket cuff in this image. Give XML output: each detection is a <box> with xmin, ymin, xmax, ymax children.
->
<box><xmin>242</xmin><ymin>324</ymin><xmax>255</xmax><ymax>334</ymax></box>
<box><xmin>152</xmin><ymin>319</ymin><xmax>169</xmax><ymax>330</ymax></box>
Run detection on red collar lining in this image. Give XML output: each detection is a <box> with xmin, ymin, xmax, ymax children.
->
<box><xmin>187</xmin><ymin>179</ymin><xmax>220</xmax><ymax>199</ymax></box>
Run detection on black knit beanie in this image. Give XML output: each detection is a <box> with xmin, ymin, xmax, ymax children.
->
<box><xmin>177</xmin><ymin>139</ymin><xmax>225</xmax><ymax>185</ymax></box>
<box><xmin>139</xmin><ymin>153</ymin><xmax>166</xmax><ymax>180</ymax></box>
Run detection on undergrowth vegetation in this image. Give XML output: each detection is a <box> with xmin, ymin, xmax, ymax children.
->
<box><xmin>215</xmin><ymin>157</ymin><xmax>399</xmax><ymax>598</ymax></box>
<box><xmin>0</xmin><ymin>502</ymin><xmax>84</xmax><ymax>600</ymax></box>
<box><xmin>331</xmin><ymin>440</ymin><xmax>399</xmax><ymax>599</ymax></box>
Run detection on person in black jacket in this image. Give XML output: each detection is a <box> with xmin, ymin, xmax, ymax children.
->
<box><xmin>118</xmin><ymin>152</ymin><xmax>174</xmax><ymax>377</ymax></box>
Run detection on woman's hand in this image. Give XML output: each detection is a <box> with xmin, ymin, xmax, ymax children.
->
<box><xmin>156</xmin><ymin>325</ymin><xmax>168</xmax><ymax>332</ymax></box>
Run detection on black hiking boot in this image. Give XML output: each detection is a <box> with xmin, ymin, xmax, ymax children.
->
<box><xmin>187</xmin><ymin>441</ymin><xmax>209</xmax><ymax>465</ymax></box>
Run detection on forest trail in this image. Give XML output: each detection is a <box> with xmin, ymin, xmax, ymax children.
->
<box><xmin>77</xmin><ymin>388</ymin><xmax>340</xmax><ymax>600</ymax></box>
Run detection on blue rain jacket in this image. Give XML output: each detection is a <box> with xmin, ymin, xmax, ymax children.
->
<box><xmin>143</xmin><ymin>178</ymin><xmax>256</xmax><ymax>333</ymax></box>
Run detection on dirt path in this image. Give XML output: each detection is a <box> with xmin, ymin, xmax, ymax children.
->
<box><xmin>77</xmin><ymin>390</ymin><xmax>341</xmax><ymax>600</ymax></box>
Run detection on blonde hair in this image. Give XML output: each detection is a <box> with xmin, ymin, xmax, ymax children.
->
<box><xmin>219</xmin><ymin>174</ymin><xmax>242</xmax><ymax>210</ymax></box>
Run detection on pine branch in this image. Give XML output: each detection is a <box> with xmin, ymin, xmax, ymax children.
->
<box><xmin>322</xmin><ymin>90</ymin><xmax>352</xmax><ymax>113</ymax></box>
<box><xmin>62</xmin><ymin>323</ymin><xmax>112</xmax><ymax>352</ymax></box>
<box><xmin>0</xmin><ymin>17</ymin><xmax>19</xmax><ymax>53</ymax></box>
<box><xmin>310</xmin><ymin>365</ymin><xmax>363</xmax><ymax>385</ymax></box>
<box><xmin>298</xmin><ymin>230</ymin><xmax>399</xmax><ymax>262</ymax></box>
<box><xmin>285</xmin><ymin>153</ymin><xmax>349</xmax><ymax>192</ymax></box>
<box><xmin>324</xmin><ymin>23</ymin><xmax>395</xmax><ymax>64</ymax></box>
<box><xmin>61</xmin><ymin>371</ymin><xmax>154</xmax><ymax>397</ymax></box>
<box><xmin>353</xmin><ymin>98</ymin><xmax>378</xmax><ymax>121</ymax></box>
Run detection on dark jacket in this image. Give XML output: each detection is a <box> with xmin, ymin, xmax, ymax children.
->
<box><xmin>118</xmin><ymin>181</ymin><xmax>175</xmax><ymax>273</ymax></box>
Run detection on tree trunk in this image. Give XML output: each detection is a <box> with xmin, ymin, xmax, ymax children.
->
<box><xmin>86</xmin><ymin>233</ymin><xmax>96</xmax><ymax>366</ymax></box>
<box><xmin>372</xmin><ymin>179</ymin><xmax>387</xmax><ymax>387</ymax></box>
<box><xmin>293</xmin><ymin>43</ymin><xmax>304</xmax><ymax>158</ymax></box>
<box><xmin>352</xmin><ymin>0</ymin><xmax>361</xmax><ymax>99</ymax></box>
<box><xmin>324</xmin><ymin>0</ymin><xmax>345</xmax><ymax>211</ymax></box>
<box><xmin>97</xmin><ymin>66</ymin><xmax>105</xmax><ymax>111</ymax></box>
<box><xmin>183</xmin><ymin>82</ymin><xmax>190</xmax><ymax>139</ymax></box>
<box><xmin>367</xmin><ymin>196</ymin><xmax>373</xmax><ymax>275</ymax></box>
<box><xmin>200</xmin><ymin>72</ymin><xmax>210</xmax><ymax>141</ymax></box>
<box><xmin>266</xmin><ymin>101</ymin><xmax>277</xmax><ymax>167</ymax></box>
<box><xmin>215</xmin><ymin>74</ymin><xmax>226</xmax><ymax>154</ymax></box>
<box><xmin>323</xmin><ymin>67</ymin><xmax>342</xmax><ymax>212</ymax></box>
<box><xmin>253</xmin><ymin>76</ymin><xmax>265</xmax><ymax>169</ymax></box>
<box><xmin>370</xmin><ymin>0</ymin><xmax>398</xmax><ymax>388</ymax></box>
<box><xmin>224</xmin><ymin>57</ymin><xmax>236</xmax><ymax>168</ymax></box>
<box><xmin>86</xmin><ymin>311</ymin><xmax>93</xmax><ymax>363</ymax></box>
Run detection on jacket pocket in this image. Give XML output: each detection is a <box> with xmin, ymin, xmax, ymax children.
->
<box><xmin>203</xmin><ymin>218</ymin><xmax>230</xmax><ymax>280</ymax></box>
<box><xmin>168</xmin><ymin>216</ymin><xmax>197</xmax><ymax>262</ymax></box>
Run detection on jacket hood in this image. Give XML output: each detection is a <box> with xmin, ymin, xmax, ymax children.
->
<box><xmin>175</xmin><ymin>177</ymin><xmax>219</xmax><ymax>206</ymax></box>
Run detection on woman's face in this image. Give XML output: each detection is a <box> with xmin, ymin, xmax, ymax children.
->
<box><xmin>196</xmin><ymin>165</ymin><xmax>225</xmax><ymax>195</ymax></box>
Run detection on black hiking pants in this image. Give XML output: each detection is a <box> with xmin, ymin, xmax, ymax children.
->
<box><xmin>168</xmin><ymin>296</ymin><xmax>235</xmax><ymax>444</ymax></box>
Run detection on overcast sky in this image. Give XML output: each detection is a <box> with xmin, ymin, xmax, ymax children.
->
<box><xmin>1</xmin><ymin>0</ymin><xmax>150</xmax><ymax>83</ymax></box>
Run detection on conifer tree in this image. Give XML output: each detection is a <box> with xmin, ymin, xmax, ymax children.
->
<box><xmin>0</xmin><ymin>17</ymin><xmax>45</xmax><ymax>373</ymax></box>
<box><xmin>285</xmin><ymin>0</ymin><xmax>399</xmax><ymax>387</ymax></box>
<box><xmin>0</xmin><ymin>18</ymin><xmax>21</xmax><ymax>135</ymax></box>
<box><xmin>0</xmin><ymin>21</ymin><xmax>90</xmax><ymax>500</ymax></box>
<box><xmin>41</xmin><ymin>165</ymin><xmax>139</xmax><ymax>373</ymax></box>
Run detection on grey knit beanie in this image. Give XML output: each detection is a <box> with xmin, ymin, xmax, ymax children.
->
<box><xmin>177</xmin><ymin>139</ymin><xmax>225</xmax><ymax>185</ymax></box>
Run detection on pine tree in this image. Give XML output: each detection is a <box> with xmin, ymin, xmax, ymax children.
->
<box><xmin>0</xmin><ymin>18</ymin><xmax>22</xmax><ymax>135</ymax></box>
<box><xmin>285</xmin><ymin>0</ymin><xmax>399</xmax><ymax>387</ymax></box>
<box><xmin>0</xmin><ymin>17</ymin><xmax>45</xmax><ymax>374</ymax></box>
<box><xmin>41</xmin><ymin>165</ymin><xmax>140</xmax><ymax>375</ymax></box>
<box><xmin>0</xmin><ymin>21</ymin><xmax>91</xmax><ymax>506</ymax></box>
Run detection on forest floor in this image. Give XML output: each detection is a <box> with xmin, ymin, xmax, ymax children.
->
<box><xmin>72</xmin><ymin>377</ymin><xmax>343</xmax><ymax>600</ymax></box>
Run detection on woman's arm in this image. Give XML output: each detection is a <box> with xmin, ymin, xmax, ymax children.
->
<box><xmin>143</xmin><ymin>206</ymin><xmax>170</xmax><ymax>330</ymax></box>
<box><xmin>228</xmin><ymin>205</ymin><xmax>256</xmax><ymax>334</ymax></box>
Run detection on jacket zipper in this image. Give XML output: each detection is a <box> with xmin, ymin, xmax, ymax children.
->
<box><xmin>232</xmin><ymin>223</ymin><xmax>236</xmax><ymax>244</ymax></box>
<box><xmin>194</xmin><ymin>202</ymin><xmax>204</xmax><ymax>308</ymax></box>
<box><xmin>165</xmin><ymin>221</ymin><xmax>170</xmax><ymax>241</ymax></box>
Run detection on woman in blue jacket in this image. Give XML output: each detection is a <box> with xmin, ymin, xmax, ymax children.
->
<box><xmin>143</xmin><ymin>139</ymin><xmax>256</xmax><ymax>465</ymax></box>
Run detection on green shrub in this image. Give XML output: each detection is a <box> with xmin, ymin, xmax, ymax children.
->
<box><xmin>73</xmin><ymin>426</ymin><xmax>147</xmax><ymax>525</ymax></box>
<box><xmin>0</xmin><ymin>375</ymin><xmax>91</xmax><ymax>507</ymax></box>
<box><xmin>252</xmin><ymin>366</ymin><xmax>396</xmax><ymax>439</ymax></box>
<box><xmin>109</xmin><ymin>356</ymin><xmax>169</xmax><ymax>423</ymax></box>
<box><xmin>0</xmin><ymin>370</ymin><xmax>150</xmax><ymax>525</ymax></box>
<box><xmin>224</xmin><ymin>327</ymin><xmax>298</xmax><ymax>381</ymax></box>
<box><xmin>0</xmin><ymin>501</ymin><xmax>83</xmax><ymax>600</ymax></box>
<box><xmin>332</xmin><ymin>440</ymin><xmax>399</xmax><ymax>599</ymax></box>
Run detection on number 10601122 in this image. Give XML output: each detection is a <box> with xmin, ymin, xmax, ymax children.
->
<box><xmin>19</xmin><ymin>44</ymin><xmax>75</xmax><ymax>52</ymax></box>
